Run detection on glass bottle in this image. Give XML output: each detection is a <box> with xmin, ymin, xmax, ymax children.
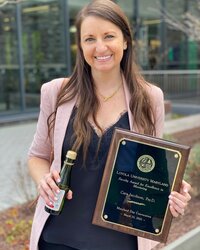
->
<box><xmin>45</xmin><ymin>150</ymin><xmax>77</xmax><ymax>215</ymax></box>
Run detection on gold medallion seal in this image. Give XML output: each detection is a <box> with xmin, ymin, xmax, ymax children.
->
<box><xmin>137</xmin><ymin>155</ymin><xmax>155</xmax><ymax>173</ymax></box>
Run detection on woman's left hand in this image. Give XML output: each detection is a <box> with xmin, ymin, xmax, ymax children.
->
<box><xmin>169</xmin><ymin>180</ymin><xmax>191</xmax><ymax>217</ymax></box>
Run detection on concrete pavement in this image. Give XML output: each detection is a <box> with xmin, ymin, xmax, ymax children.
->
<box><xmin>164</xmin><ymin>113</ymin><xmax>200</xmax><ymax>134</ymax></box>
<box><xmin>0</xmin><ymin>121</ymin><xmax>37</xmax><ymax>211</ymax></box>
<box><xmin>163</xmin><ymin>225</ymin><xmax>200</xmax><ymax>250</ymax></box>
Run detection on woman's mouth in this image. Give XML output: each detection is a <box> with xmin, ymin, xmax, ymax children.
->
<box><xmin>95</xmin><ymin>55</ymin><xmax>112</xmax><ymax>61</ymax></box>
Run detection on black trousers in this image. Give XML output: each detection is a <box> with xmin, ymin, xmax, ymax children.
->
<box><xmin>38</xmin><ymin>238</ymin><xmax>79</xmax><ymax>250</ymax></box>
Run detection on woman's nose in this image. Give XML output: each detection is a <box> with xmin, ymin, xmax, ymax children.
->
<box><xmin>95</xmin><ymin>40</ymin><xmax>107</xmax><ymax>53</ymax></box>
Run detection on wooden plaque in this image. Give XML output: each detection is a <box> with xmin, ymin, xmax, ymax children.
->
<box><xmin>92</xmin><ymin>128</ymin><xmax>190</xmax><ymax>242</ymax></box>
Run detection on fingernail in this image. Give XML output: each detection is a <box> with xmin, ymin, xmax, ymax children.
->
<box><xmin>54</xmin><ymin>196</ymin><xmax>58</xmax><ymax>201</ymax></box>
<box><xmin>56</xmin><ymin>189</ymin><xmax>60</xmax><ymax>194</ymax></box>
<box><xmin>57</xmin><ymin>178</ymin><xmax>61</xmax><ymax>183</ymax></box>
<box><xmin>183</xmin><ymin>188</ymin><xmax>188</xmax><ymax>193</ymax></box>
<box><xmin>48</xmin><ymin>202</ymin><xmax>54</xmax><ymax>208</ymax></box>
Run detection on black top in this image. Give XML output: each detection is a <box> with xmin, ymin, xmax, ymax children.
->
<box><xmin>41</xmin><ymin>107</ymin><xmax>138</xmax><ymax>250</ymax></box>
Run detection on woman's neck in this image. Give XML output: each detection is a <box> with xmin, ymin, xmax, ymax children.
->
<box><xmin>92</xmin><ymin>70</ymin><xmax>122</xmax><ymax>91</ymax></box>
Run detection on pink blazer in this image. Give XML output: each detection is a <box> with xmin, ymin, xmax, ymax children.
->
<box><xmin>28</xmin><ymin>77</ymin><xmax>164</xmax><ymax>250</ymax></box>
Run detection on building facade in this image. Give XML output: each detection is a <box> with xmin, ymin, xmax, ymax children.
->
<box><xmin>0</xmin><ymin>0</ymin><xmax>200</xmax><ymax>118</ymax></box>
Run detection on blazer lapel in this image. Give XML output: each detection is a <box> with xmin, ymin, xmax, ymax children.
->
<box><xmin>122</xmin><ymin>75</ymin><xmax>135</xmax><ymax>132</ymax></box>
<box><xmin>53</xmin><ymin>98</ymin><xmax>76</xmax><ymax>171</ymax></box>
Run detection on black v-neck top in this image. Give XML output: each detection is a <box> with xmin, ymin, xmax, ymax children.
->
<box><xmin>41</xmin><ymin>107</ymin><xmax>138</xmax><ymax>250</ymax></box>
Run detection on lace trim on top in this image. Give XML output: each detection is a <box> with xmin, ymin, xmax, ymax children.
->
<box><xmin>88</xmin><ymin>110</ymin><xmax>128</xmax><ymax>137</ymax></box>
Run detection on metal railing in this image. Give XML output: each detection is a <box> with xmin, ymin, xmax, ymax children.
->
<box><xmin>142</xmin><ymin>70</ymin><xmax>200</xmax><ymax>100</ymax></box>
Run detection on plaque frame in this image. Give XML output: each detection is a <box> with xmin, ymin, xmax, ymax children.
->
<box><xmin>92</xmin><ymin>128</ymin><xmax>190</xmax><ymax>242</ymax></box>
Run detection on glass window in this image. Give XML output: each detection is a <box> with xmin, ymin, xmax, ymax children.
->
<box><xmin>0</xmin><ymin>0</ymin><xmax>71</xmax><ymax>114</ymax></box>
<box><xmin>137</xmin><ymin>0</ymin><xmax>200</xmax><ymax>70</ymax></box>
<box><xmin>138</xmin><ymin>0</ymin><xmax>162</xmax><ymax>70</ymax></box>
<box><xmin>21</xmin><ymin>0</ymin><xmax>69</xmax><ymax>110</ymax></box>
<box><xmin>165</xmin><ymin>0</ymin><xmax>187</xmax><ymax>69</ymax></box>
<box><xmin>0</xmin><ymin>2</ymin><xmax>20</xmax><ymax>114</ymax></box>
<box><xmin>117</xmin><ymin>0</ymin><xmax>135</xmax><ymax>20</ymax></box>
<box><xmin>68</xmin><ymin>0</ymin><xmax>90</xmax><ymax>68</ymax></box>
<box><xmin>187</xmin><ymin>0</ymin><xmax>200</xmax><ymax>69</ymax></box>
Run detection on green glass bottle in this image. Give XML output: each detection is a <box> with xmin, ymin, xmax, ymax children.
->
<box><xmin>45</xmin><ymin>150</ymin><xmax>77</xmax><ymax>215</ymax></box>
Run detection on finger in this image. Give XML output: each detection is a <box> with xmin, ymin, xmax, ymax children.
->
<box><xmin>41</xmin><ymin>176</ymin><xmax>58</xmax><ymax>201</ymax></box>
<box><xmin>179</xmin><ymin>181</ymin><xmax>192</xmax><ymax>202</ymax></box>
<box><xmin>169</xmin><ymin>198</ymin><xmax>185</xmax><ymax>216</ymax></box>
<box><xmin>38</xmin><ymin>184</ymin><xmax>54</xmax><ymax>206</ymax></box>
<box><xmin>41</xmin><ymin>181</ymin><xmax>55</xmax><ymax>201</ymax></box>
<box><xmin>52</xmin><ymin>170</ymin><xmax>61</xmax><ymax>184</ymax></box>
<box><xmin>170</xmin><ymin>191</ymin><xmax>188</xmax><ymax>205</ymax></box>
<box><xmin>47</xmin><ymin>171</ymin><xmax>61</xmax><ymax>195</ymax></box>
<box><xmin>169</xmin><ymin>205</ymin><xmax>180</xmax><ymax>218</ymax></box>
<box><xmin>66</xmin><ymin>190</ymin><xmax>73</xmax><ymax>200</ymax></box>
<box><xmin>181</xmin><ymin>180</ymin><xmax>191</xmax><ymax>193</ymax></box>
<box><xmin>181</xmin><ymin>191</ymin><xmax>191</xmax><ymax>203</ymax></box>
<box><xmin>169</xmin><ymin>195</ymin><xmax>186</xmax><ymax>212</ymax></box>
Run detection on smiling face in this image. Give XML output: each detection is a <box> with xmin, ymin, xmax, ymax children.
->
<box><xmin>80</xmin><ymin>16</ymin><xmax>127</xmax><ymax>75</ymax></box>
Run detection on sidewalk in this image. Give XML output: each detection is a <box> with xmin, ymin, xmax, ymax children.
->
<box><xmin>0</xmin><ymin>121</ymin><xmax>37</xmax><ymax>211</ymax></box>
<box><xmin>0</xmin><ymin>114</ymin><xmax>199</xmax><ymax>211</ymax></box>
<box><xmin>164</xmin><ymin>113</ymin><xmax>200</xmax><ymax>134</ymax></box>
<box><xmin>164</xmin><ymin>113</ymin><xmax>200</xmax><ymax>146</ymax></box>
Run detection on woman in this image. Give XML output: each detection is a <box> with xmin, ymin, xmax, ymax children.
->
<box><xmin>28</xmin><ymin>1</ymin><xmax>191</xmax><ymax>250</ymax></box>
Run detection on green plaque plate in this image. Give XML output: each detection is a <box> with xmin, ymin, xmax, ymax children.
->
<box><xmin>92</xmin><ymin>128</ymin><xmax>190</xmax><ymax>242</ymax></box>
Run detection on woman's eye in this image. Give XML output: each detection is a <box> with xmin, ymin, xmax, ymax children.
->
<box><xmin>105</xmin><ymin>35</ymin><xmax>114</xmax><ymax>39</ymax></box>
<box><xmin>85</xmin><ymin>37</ymin><xmax>94</xmax><ymax>42</ymax></box>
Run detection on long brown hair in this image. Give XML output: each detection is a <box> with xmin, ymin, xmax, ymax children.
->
<box><xmin>48</xmin><ymin>0</ymin><xmax>155</xmax><ymax>159</ymax></box>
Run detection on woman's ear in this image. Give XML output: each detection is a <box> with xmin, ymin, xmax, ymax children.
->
<box><xmin>123</xmin><ymin>41</ymin><xmax>127</xmax><ymax>50</ymax></box>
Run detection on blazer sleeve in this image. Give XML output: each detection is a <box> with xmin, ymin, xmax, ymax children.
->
<box><xmin>149</xmin><ymin>85</ymin><xmax>165</xmax><ymax>138</ymax></box>
<box><xmin>28</xmin><ymin>83</ymin><xmax>53</xmax><ymax>161</ymax></box>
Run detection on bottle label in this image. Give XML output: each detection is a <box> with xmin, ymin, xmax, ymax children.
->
<box><xmin>46</xmin><ymin>190</ymin><xmax>65</xmax><ymax>211</ymax></box>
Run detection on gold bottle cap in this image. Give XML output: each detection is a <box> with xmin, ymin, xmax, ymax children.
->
<box><xmin>66</xmin><ymin>150</ymin><xmax>77</xmax><ymax>160</ymax></box>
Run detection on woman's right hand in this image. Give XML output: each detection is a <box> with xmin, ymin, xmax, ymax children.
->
<box><xmin>37</xmin><ymin>169</ymin><xmax>61</xmax><ymax>206</ymax></box>
<box><xmin>37</xmin><ymin>170</ymin><xmax>73</xmax><ymax>206</ymax></box>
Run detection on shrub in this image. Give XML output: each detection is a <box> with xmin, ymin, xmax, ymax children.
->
<box><xmin>0</xmin><ymin>204</ymin><xmax>34</xmax><ymax>250</ymax></box>
<box><xmin>11</xmin><ymin>160</ymin><xmax>37</xmax><ymax>203</ymax></box>
<box><xmin>0</xmin><ymin>160</ymin><xmax>36</xmax><ymax>249</ymax></box>
<box><xmin>184</xmin><ymin>143</ymin><xmax>200</xmax><ymax>197</ymax></box>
